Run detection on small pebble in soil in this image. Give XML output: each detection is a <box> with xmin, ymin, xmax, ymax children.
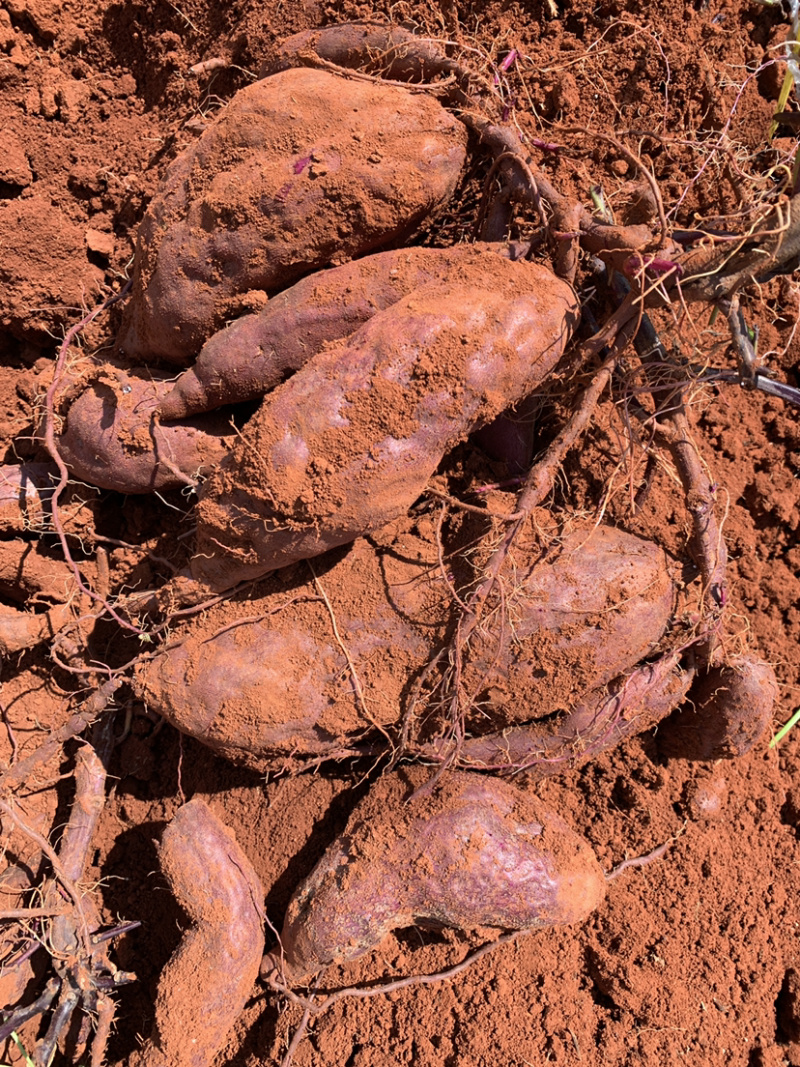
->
<box><xmin>683</xmin><ymin>775</ymin><xmax>728</xmax><ymax>821</ymax></box>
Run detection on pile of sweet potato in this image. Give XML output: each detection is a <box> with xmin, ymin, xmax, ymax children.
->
<box><xmin>11</xmin><ymin>26</ymin><xmax>782</xmax><ymax>1067</ymax></box>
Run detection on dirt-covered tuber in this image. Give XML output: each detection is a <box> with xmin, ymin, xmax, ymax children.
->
<box><xmin>263</xmin><ymin>768</ymin><xmax>606</xmax><ymax>982</ymax></box>
<box><xmin>135</xmin><ymin>524</ymin><xmax>674</xmax><ymax>769</ymax></box>
<box><xmin>656</xmin><ymin>654</ymin><xmax>778</xmax><ymax>760</ymax></box>
<box><xmin>54</xmin><ymin>369</ymin><xmax>235</xmax><ymax>494</ymax></box>
<box><xmin>127</xmin><ymin>798</ymin><xmax>264</xmax><ymax>1067</ymax></box>
<box><xmin>120</xmin><ymin>68</ymin><xmax>467</xmax><ymax>363</ymax></box>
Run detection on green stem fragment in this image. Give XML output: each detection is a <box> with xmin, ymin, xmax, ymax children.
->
<box><xmin>769</xmin><ymin>706</ymin><xmax>800</xmax><ymax>748</ymax></box>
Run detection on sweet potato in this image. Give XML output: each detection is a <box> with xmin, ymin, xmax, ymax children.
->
<box><xmin>0</xmin><ymin>601</ymin><xmax>75</xmax><ymax>656</ymax></box>
<box><xmin>134</xmin><ymin>536</ymin><xmax>430</xmax><ymax>768</ymax></box>
<box><xmin>54</xmin><ymin>368</ymin><xmax>235</xmax><ymax>493</ymax></box>
<box><xmin>265</xmin><ymin>22</ymin><xmax>457</xmax><ymax>83</ymax></box>
<box><xmin>655</xmin><ymin>654</ymin><xmax>778</xmax><ymax>760</ymax></box>
<box><xmin>128</xmin><ymin>798</ymin><xmax>264</xmax><ymax>1067</ymax></box>
<box><xmin>426</xmin><ymin>649</ymin><xmax>694</xmax><ymax>775</ymax></box>
<box><xmin>119</xmin><ymin>67</ymin><xmax>467</xmax><ymax>363</ymax></box>
<box><xmin>135</xmin><ymin>524</ymin><xmax>674</xmax><ymax>769</ymax></box>
<box><xmin>263</xmin><ymin>767</ymin><xmax>606</xmax><ymax>982</ymax></box>
<box><xmin>0</xmin><ymin>538</ymin><xmax>76</xmax><ymax>603</ymax></box>
<box><xmin>157</xmin><ymin>243</ymin><xmax>531</xmax><ymax>421</ymax></box>
<box><xmin>462</xmin><ymin>525</ymin><xmax>676</xmax><ymax>725</ymax></box>
<box><xmin>192</xmin><ymin>257</ymin><xmax>579</xmax><ymax>588</ymax></box>
<box><xmin>0</xmin><ymin>462</ymin><xmax>101</xmax><ymax>539</ymax></box>
<box><xmin>0</xmin><ymin>530</ymin><xmax>82</xmax><ymax>654</ymax></box>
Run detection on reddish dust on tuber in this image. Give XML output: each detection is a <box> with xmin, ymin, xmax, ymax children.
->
<box><xmin>264</xmin><ymin>768</ymin><xmax>606</xmax><ymax>982</ymax></box>
<box><xmin>127</xmin><ymin>799</ymin><xmax>265</xmax><ymax>1067</ymax></box>
<box><xmin>119</xmin><ymin>68</ymin><xmax>467</xmax><ymax>362</ymax></box>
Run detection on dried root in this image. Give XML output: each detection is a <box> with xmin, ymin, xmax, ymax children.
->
<box><xmin>0</xmin><ymin>736</ymin><xmax>136</xmax><ymax>1067</ymax></box>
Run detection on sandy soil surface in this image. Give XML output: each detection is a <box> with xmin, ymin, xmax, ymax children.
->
<box><xmin>1</xmin><ymin>0</ymin><xmax>800</xmax><ymax>1064</ymax></box>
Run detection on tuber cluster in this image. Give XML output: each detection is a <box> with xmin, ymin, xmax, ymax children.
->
<box><xmin>11</xmin><ymin>22</ymin><xmax>784</xmax><ymax>1067</ymax></box>
<box><xmin>135</xmin><ymin>523</ymin><xmax>677</xmax><ymax>769</ymax></box>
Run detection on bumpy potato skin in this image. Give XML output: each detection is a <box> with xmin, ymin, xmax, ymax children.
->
<box><xmin>271</xmin><ymin>768</ymin><xmax>606</xmax><ymax>981</ymax></box>
<box><xmin>133</xmin><ymin>604</ymin><xmax>426</xmax><ymax>768</ymax></box>
<box><xmin>119</xmin><ymin>67</ymin><xmax>467</xmax><ymax>363</ymax></box>
<box><xmin>656</xmin><ymin>654</ymin><xmax>778</xmax><ymax>760</ymax></box>
<box><xmin>437</xmin><ymin>649</ymin><xmax>694</xmax><ymax>775</ymax></box>
<box><xmin>465</xmin><ymin>525</ymin><xmax>676</xmax><ymax>723</ymax></box>
<box><xmin>55</xmin><ymin>370</ymin><xmax>234</xmax><ymax>493</ymax></box>
<box><xmin>192</xmin><ymin>255</ymin><xmax>579</xmax><ymax>588</ymax></box>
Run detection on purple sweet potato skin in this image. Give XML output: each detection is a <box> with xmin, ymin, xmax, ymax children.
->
<box><xmin>128</xmin><ymin>798</ymin><xmax>264</xmax><ymax>1067</ymax></box>
<box><xmin>266</xmin><ymin>23</ymin><xmax>452</xmax><ymax>82</ymax></box>
<box><xmin>157</xmin><ymin>244</ymin><xmax>529</xmax><ymax>420</ymax></box>
<box><xmin>430</xmin><ymin>650</ymin><xmax>694</xmax><ymax>775</ymax></box>
<box><xmin>133</xmin><ymin>538</ymin><xmax>428</xmax><ymax>768</ymax></box>
<box><xmin>192</xmin><ymin>256</ymin><xmax>579</xmax><ymax>589</ymax></box>
<box><xmin>466</xmin><ymin>525</ymin><xmax>676</xmax><ymax>724</ymax></box>
<box><xmin>119</xmin><ymin>67</ymin><xmax>467</xmax><ymax>363</ymax></box>
<box><xmin>135</xmin><ymin>525</ymin><xmax>675</xmax><ymax>769</ymax></box>
<box><xmin>656</xmin><ymin>654</ymin><xmax>778</xmax><ymax>760</ymax></box>
<box><xmin>55</xmin><ymin>369</ymin><xmax>234</xmax><ymax>493</ymax></box>
<box><xmin>271</xmin><ymin>768</ymin><xmax>606</xmax><ymax>981</ymax></box>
